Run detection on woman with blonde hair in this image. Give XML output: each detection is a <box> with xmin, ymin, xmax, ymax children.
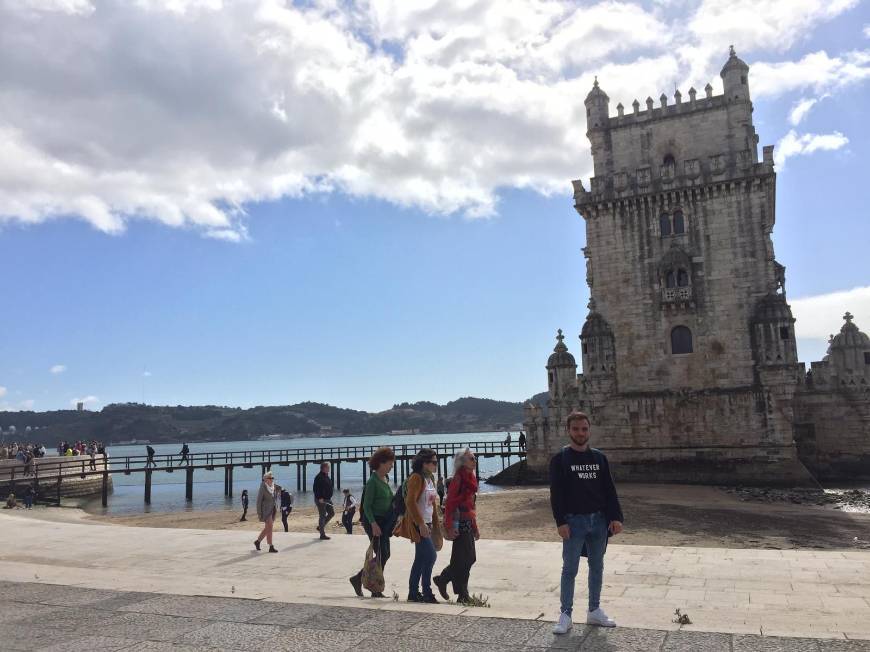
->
<box><xmin>394</xmin><ymin>448</ymin><xmax>441</xmax><ymax>603</ymax></box>
<box><xmin>254</xmin><ymin>471</ymin><xmax>278</xmax><ymax>553</ymax></box>
<box><xmin>433</xmin><ymin>447</ymin><xmax>479</xmax><ymax>604</ymax></box>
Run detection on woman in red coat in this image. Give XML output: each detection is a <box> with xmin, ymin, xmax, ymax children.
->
<box><xmin>433</xmin><ymin>447</ymin><xmax>479</xmax><ymax>604</ymax></box>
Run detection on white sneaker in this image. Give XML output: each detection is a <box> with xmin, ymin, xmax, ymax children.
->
<box><xmin>552</xmin><ymin>612</ymin><xmax>573</xmax><ymax>635</ymax></box>
<box><xmin>586</xmin><ymin>607</ymin><xmax>616</xmax><ymax>627</ymax></box>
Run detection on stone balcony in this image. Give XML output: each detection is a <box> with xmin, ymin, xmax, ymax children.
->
<box><xmin>661</xmin><ymin>286</ymin><xmax>693</xmax><ymax>303</ymax></box>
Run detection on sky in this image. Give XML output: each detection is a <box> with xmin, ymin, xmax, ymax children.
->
<box><xmin>1</xmin><ymin>0</ymin><xmax>869</xmax><ymax>413</ymax></box>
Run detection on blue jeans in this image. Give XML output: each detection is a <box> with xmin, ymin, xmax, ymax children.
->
<box><xmin>409</xmin><ymin>526</ymin><xmax>437</xmax><ymax>597</ymax></box>
<box><xmin>560</xmin><ymin>512</ymin><xmax>608</xmax><ymax>616</ymax></box>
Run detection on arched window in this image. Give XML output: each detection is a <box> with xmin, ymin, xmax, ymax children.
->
<box><xmin>665</xmin><ymin>270</ymin><xmax>676</xmax><ymax>288</ymax></box>
<box><xmin>663</xmin><ymin>154</ymin><xmax>675</xmax><ymax>167</ymax></box>
<box><xmin>673</xmin><ymin>210</ymin><xmax>685</xmax><ymax>234</ymax></box>
<box><xmin>659</xmin><ymin>213</ymin><xmax>671</xmax><ymax>236</ymax></box>
<box><xmin>677</xmin><ymin>268</ymin><xmax>689</xmax><ymax>287</ymax></box>
<box><xmin>671</xmin><ymin>326</ymin><xmax>693</xmax><ymax>354</ymax></box>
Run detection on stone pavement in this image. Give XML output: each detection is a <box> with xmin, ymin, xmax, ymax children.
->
<box><xmin>3</xmin><ymin>580</ymin><xmax>869</xmax><ymax>651</ymax></box>
<box><xmin>2</xmin><ymin>511</ymin><xmax>870</xmax><ymax>644</ymax></box>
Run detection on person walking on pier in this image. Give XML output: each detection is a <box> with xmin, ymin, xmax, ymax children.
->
<box><xmin>395</xmin><ymin>448</ymin><xmax>441</xmax><ymax>603</ymax></box>
<box><xmin>313</xmin><ymin>462</ymin><xmax>335</xmax><ymax>540</ymax></box>
<box><xmin>341</xmin><ymin>488</ymin><xmax>357</xmax><ymax>534</ymax></box>
<box><xmin>550</xmin><ymin>411</ymin><xmax>624</xmax><ymax>634</ymax></box>
<box><xmin>145</xmin><ymin>445</ymin><xmax>156</xmax><ymax>469</ymax></box>
<box><xmin>280</xmin><ymin>488</ymin><xmax>293</xmax><ymax>532</ymax></box>
<box><xmin>254</xmin><ymin>471</ymin><xmax>278</xmax><ymax>553</ymax></box>
<box><xmin>434</xmin><ymin>447</ymin><xmax>479</xmax><ymax>605</ymax></box>
<box><xmin>519</xmin><ymin>431</ymin><xmax>526</xmax><ymax>451</ymax></box>
<box><xmin>240</xmin><ymin>489</ymin><xmax>249</xmax><ymax>522</ymax></box>
<box><xmin>350</xmin><ymin>446</ymin><xmax>395</xmax><ymax>598</ymax></box>
<box><xmin>177</xmin><ymin>443</ymin><xmax>190</xmax><ymax>466</ymax></box>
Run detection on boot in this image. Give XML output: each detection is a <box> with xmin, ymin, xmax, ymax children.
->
<box><xmin>253</xmin><ymin>539</ymin><xmax>261</xmax><ymax>551</ymax></box>
<box><xmin>433</xmin><ymin>575</ymin><xmax>450</xmax><ymax>601</ymax></box>
<box><xmin>349</xmin><ymin>572</ymin><xmax>363</xmax><ymax>597</ymax></box>
<box><xmin>268</xmin><ymin>545</ymin><xmax>278</xmax><ymax>553</ymax></box>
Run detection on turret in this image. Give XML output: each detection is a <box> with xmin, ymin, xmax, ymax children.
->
<box><xmin>547</xmin><ymin>329</ymin><xmax>578</xmax><ymax>400</ymax></box>
<box><xmin>584</xmin><ymin>77</ymin><xmax>612</xmax><ymax>177</ymax></box>
<box><xmin>720</xmin><ymin>45</ymin><xmax>751</xmax><ymax>103</ymax></box>
<box><xmin>751</xmin><ymin>294</ymin><xmax>798</xmax><ymax>366</ymax></box>
<box><xmin>580</xmin><ymin>309</ymin><xmax>616</xmax><ymax>377</ymax></box>
<box><xmin>825</xmin><ymin>312</ymin><xmax>870</xmax><ymax>388</ymax></box>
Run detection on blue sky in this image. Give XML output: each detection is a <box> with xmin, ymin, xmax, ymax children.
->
<box><xmin>1</xmin><ymin>0</ymin><xmax>868</xmax><ymax>412</ymax></box>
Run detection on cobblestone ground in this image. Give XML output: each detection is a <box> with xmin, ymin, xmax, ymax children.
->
<box><xmin>2</xmin><ymin>581</ymin><xmax>869</xmax><ymax>651</ymax></box>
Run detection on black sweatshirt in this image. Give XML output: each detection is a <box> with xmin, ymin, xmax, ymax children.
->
<box><xmin>549</xmin><ymin>447</ymin><xmax>624</xmax><ymax>527</ymax></box>
<box><xmin>313</xmin><ymin>471</ymin><xmax>334</xmax><ymax>501</ymax></box>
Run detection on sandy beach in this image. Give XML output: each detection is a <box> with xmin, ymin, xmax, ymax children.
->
<box><xmin>25</xmin><ymin>484</ymin><xmax>864</xmax><ymax>551</ymax></box>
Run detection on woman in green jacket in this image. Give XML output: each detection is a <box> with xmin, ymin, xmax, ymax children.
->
<box><xmin>349</xmin><ymin>446</ymin><xmax>395</xmax><ymax>598</ymax></box>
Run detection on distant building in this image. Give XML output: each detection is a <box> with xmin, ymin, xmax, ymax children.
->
<box><xmin>76</xmin><ymin>402</ymin><xmax>84</xmax><ymax>412</ymax></box>
<box><xmin>524</xmin><ymin>48</ymin><xmax>870</xmax><ymax>485</ymax></box>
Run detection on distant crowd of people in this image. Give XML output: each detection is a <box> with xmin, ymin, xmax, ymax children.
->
<box><xmin>57</xmin><ymin>440</ymin><xmax>107</xmax><ymax>471</ymax></box>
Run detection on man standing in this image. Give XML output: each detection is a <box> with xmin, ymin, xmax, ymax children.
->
<box><xmin>550</xmin><ymin>411</ymin><xmax>623</xmax><ymax>633</ymax></box>
<box><xmin>145</xmin><ymin>445</ymin><xmax>156</xmax><ymax>469</ymax></box>
<box><xmin>518</xmin><ymin>431</ymin><xmax>526</xmax><ymax>451</ymax></box>
<box><xmin>177</xmin><ymin>442</ymin><xmax>190</xmax><ymax>466</ymax></box>
<box><xmin>341</xmin><ymin>488</ymin><xmax>357</xmax><ymax>534</ymax></box>
<box><xmin>313</xmin><ymin>462</ymin><xmax>335</xmax><ymax>540</ymax></box>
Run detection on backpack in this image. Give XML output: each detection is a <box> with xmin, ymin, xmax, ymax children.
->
<box><xmin>391</xmin><ymin>471</ymin><xmax>420</xmax><ymax>518</ymax></box>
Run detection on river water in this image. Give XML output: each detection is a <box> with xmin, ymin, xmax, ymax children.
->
<box><xmin>81</xmin><ymin>432</ymin><xmax>518</xmax><ymax>516</ymax></box>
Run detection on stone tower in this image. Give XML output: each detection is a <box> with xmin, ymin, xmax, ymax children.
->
<box><xmin>524</xmin><ymin>49</ymin><xmax>819</xmax><ymax>485</ymax></box>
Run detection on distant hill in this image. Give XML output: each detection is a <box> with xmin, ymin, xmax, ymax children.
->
<box><xmin>0</xmin><ymin>393</ymin><xmax>548</xmax><ymax>445</ymax></box>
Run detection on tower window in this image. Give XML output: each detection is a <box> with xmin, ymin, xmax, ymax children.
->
<box><xmin>548</xmin><ymin>372</ymin><xmax>554</xmax><ymax>385</ymax></box>
<box><xmin>673</xmin><ymin>210</ymin><xmax>685</xmax><ymax>234</ymax></box>
<box><xmin>665</xmin><ymin>271</ymin><xmax>676</xmax><ymax>289</ymax></box>
<box><xmin>660</xmin><ymin>213</ymin><xmax>671</xmax><ymax>237</ymax></box>
<box><xmin>582</xmin><ymin>343</ymin><xmax>588</xmax><ymax>354</ymax></box>
<box><xmin>663</xmin><ymin>154</ymin><xmax>675</xmax><ymax>167</ymax></box>
<box><xmin>779</xmin><ymin>327</ymin><xmax>790</xmax><ymax>340</ymax></box>
<box><xmin>677</xmin><ymin>269</ymin><xmax>689</xmax><ymax>287</ymax></box>
<box><xmin>671</xmin><ymin>326</ymin><xmax>693</xmax><ymax>354</ymax></box>
<box><xmin>864</xmin><ymin>352</ymin><xmax>870</xmax><ymax>365</ymax></box>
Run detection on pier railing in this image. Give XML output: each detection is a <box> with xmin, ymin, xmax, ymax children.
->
<box><xmin>0</xmin><ymin>439</ymin><xmax>526</xmax><ymax>507</ymax></box>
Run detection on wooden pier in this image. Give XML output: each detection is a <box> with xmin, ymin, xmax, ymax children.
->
<box><xmin>0</xmin><ymin>440</ymin><xmax>526</xmax><ymax>507</ymax></box>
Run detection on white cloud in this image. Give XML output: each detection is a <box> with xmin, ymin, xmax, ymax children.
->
<box><xmin>792</xmin><ymin>286</ymin><xmax>870</xmax><ymax>339</ymax></box>
<box><xmin>20</xmin><ymin>399</ymin><xmax>36</xmax><ymax>410</ymax></box>
<box><xmin>0</xmin><ymin>386</ymin><xmax>6</xmax><ymax>398</ymax></box>
<box><xmin>71</xmin><ymin>395</ymin><xmax>99</xmax><ymax>407</ymax></box>
<box><xmin>752</xmin><ymin>50</ymin><xmax>870</xmax><ymax>98</ymax></box>
<box><xmin>788</xmin><ymin>97</ymin><xmax>818</xmax><ymax>125</ymax></box>
<box><xmin>143</xmin><ymin>371</ymin><xmax>152</xmax><ymax>377</ymax></box>
<box><xmin>0</xmin><ymin>0</ymin><xmax>866</xmax><ymax>234</ymax></box>
<box><xmin>864</xmin><ymin>24</ymin><xmax>870</xmax><ymax>38</ymax></box>
<box><xmin>774</xmin><ymin>130</ymin><xmax>848</xmax><ymax>168</ymax></box>
<box><xmin>50</xmin><ymin>364</ymin><xmax>67</xmax><ymax>375</ymax></box>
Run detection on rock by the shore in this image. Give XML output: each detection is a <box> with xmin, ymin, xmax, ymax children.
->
<box><xmin>723</xmin><ymin>486</ymin><xmax>870</xmax><ymax>513</ymax></box>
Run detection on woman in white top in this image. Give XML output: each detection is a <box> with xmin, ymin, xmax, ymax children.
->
<box><xmin>341</xmin><ymin>488</ymin><xmax>357</xmax><ymax>534</ymax></box>
<box><xmin>395</xmin><ymin>448</ymin><xmax>441</xmax><ymax>603</ymax></box>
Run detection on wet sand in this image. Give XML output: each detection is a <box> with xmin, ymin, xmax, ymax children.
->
<box><xmin>45</xmin><ymin>484</ymin><xmax>870</xmax><ymax>550</ymax></box>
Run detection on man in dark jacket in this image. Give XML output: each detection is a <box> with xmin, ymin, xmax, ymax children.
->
<box><xmin>549</xmin><ymin>411</ymin><xmax>623</xmax><ymax>634</ymax></box>
<box><xmin>146</xmin><ymin>445</ymin><xmax>156</xmax><ymax>469</ymax></box>
<box><xmin>177</xmin><ymin>443</ymin><xmax>190</xmax><ymax>466</ymax></box>
<box><xmin>313</xmin><ymin>462</ymin><xmax>334</xmax><ymax>540</ymax></box>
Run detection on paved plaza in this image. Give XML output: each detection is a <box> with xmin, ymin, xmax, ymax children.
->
<box><xmin>2</xmin><ymin>511</ymin><xmax>870</xmax><ymax>649</ymax></box>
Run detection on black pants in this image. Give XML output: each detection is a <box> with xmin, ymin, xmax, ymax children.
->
<box><xmin>240</xmin><ymin>507</ymin><xmax>248</xmax><ymax>522</ymax></box>
<box><xmin>352</xmin><ymin>515</ymin><xmax>393</xmax><ymax>591</ymax></box>
<box><xmin>281</xmin><ymin>507</ymin><xmax>291</xmax><ymax>532</ymax></box>
<box><xmin>438</xmin><ymin>529</ymin><xmax>476</xmax><ymax>598</ymax></box>
<box><xmin>317</xmin><ymin>501</ymin><xmax>335</xmax><ymax>530</ymax></box>
<box><xmin>342</xmin><ymin>507</ymin><xmax>355</xmax><ymax>534</ymax></box>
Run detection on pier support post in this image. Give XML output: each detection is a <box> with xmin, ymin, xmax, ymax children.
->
<box><xmin>56</xmin><ymin>468</ymin><xmax>62</xmax><ymax>505</ymax></box>
<box><xmin>101</xmin><ymin>471</ymin><xmax>109</xmax><ymax>507</ymax></box>
<box><xmin>145</xmin><ymin>469</ymin><xmax>152</xmax><ymax>504</ymax></box>
<box><xmin>362</xmin><ymin>461</ymin><xmax>366</xmax><ymax>485</ymax></box>
<box><xmin>302</xmin><ymin>464</ymin><xmax>307</xmax><ymax>492</ymax></box>
<box><xmin>223</xmin><ymin>467</ymin><xmax>228</xmax><ymax>496</ymax></box>
<box><xmin>296</xmin><ymin>464</ymin><xmax>302</xmax><ymax>492</ymax></box>
<box><xmin>475</xmin><ymin>458</ymin><xmax>480</xmax><ymax>482</ymax></box>
<box><xmin>227</xmin><ymin>466</ymin><xmax>233</xmax><ymax>498</ymax></box>
<box><xmin>185</xmin><ymin>467</ymin><xmax>194</xmax><ymax>502</ymax></box>
<box><xmin>336</xmin><ymin>462</ymin><xmax>341</xmax><ymax>490</ymax></box>
<box><xmin>393</xmin><ymin>460</ymin><xmax>398</xmax><ymax>485</ymax></box>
